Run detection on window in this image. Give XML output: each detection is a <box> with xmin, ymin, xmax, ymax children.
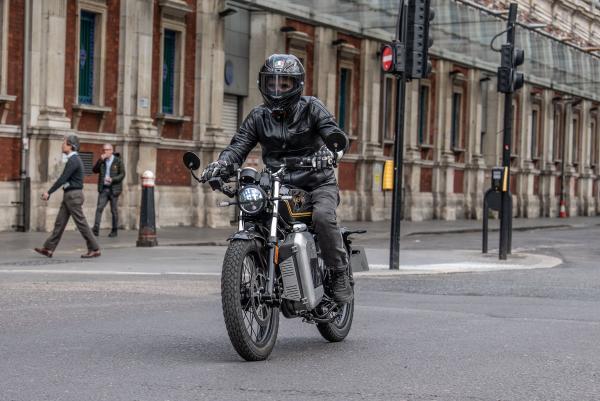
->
<box><xmin>162</xmin><ymin>29</ymin><xmax>177</xmax><ymax>114</ymax></box>
<box><xmin>530</xmin><ymin>108</ymin><xmax>541</xmax><ymax>160</ymax></box>
<box><xmin>78</xmin><ymin>152</ymin><xmax>95</xmax><ymax>176</ymax></box>
<box><xmin>480</xmin><ymin>79</ymin><xmax>489</xmax><ymax>155</ymax></box>
<box><xmin>451</xmin><ymin>92</ymin><xmax>462</xmax><ymax>149</ymax></box>
<box><xmin>572</xmin><ymin>115</ymin><xmax>580</xmax><ymax>165</ymax></box>
<box><xmin>159</xmin><ymin>21</ymin><xmax>185</xmax><ymax>116</ymax></box>
<box><xmin>78</xmin><ymin>11</ymin><xmax>97</xmax><ymax>104</ymax></box>
<box><xmin>418</xmin><ymin>85</ymin><xmax>430</xmax><ymax>145</ymax></box>
<box><xmin>338</xmin><ymin>67</ymin><xmax>352</xmax><ymax>132</ymax></box>
<box><xmin>590</xmin><ymin>117</ymin><xmax>597</xmax><ymax>167</ymax></box>
<box><xmin>382</xmin><ymin>76</ymin><xmax>396</xmax><ymax>141</ymax></box>
<box><xmin>76</xmin><ymin>2</ymin><xmax>107</xmax><ymax>106</ymax></box>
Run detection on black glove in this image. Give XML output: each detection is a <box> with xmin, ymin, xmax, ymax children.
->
<box><xmin>311</xmin><ymin>148</ymin><xmax>335</xmax><ymax>171</ymax></box>
<box><xmin>201</xmin><ymin>160</ymin><xmax>230</xmax><ymax>182</ymax></box>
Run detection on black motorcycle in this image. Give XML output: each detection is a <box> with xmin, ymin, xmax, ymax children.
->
<box><xmin>182</xmin><ymin>134</ymin><xmax>366</xmax><ymax>361</ymax></box>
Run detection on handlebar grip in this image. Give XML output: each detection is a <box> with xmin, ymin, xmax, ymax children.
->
<box><xmin>283</xmin><ymin>156</ymin><xmax>313</xmax><ymax>169</ymax></box>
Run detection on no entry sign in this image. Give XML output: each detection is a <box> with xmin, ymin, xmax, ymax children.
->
<box><xmin>381</xmin><ymin>45</ymin><xmax>393</xmax><ymax>72</ymax></box>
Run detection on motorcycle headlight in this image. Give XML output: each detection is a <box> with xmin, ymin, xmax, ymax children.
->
<box><xmin>238</xmin><ymin>185</ymin><xmax>266</xmax><ymax>215</ymax></box>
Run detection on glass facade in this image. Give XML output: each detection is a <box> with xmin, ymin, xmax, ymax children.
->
<box><xmin>237</xmin><ymin>0</ymin><xmax>600</xmax><ymax>101</ymax></box>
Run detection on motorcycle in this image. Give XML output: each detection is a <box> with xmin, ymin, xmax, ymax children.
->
<box><xmin>182</xmin><ymin>133</ymin><xmax>366</xmax><ymax>361</ymax></box>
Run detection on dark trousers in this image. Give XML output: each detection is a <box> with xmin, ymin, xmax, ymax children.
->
<box><xmin>93</xmin><ymin>188</ymin><xmax>119</xmax><ymax>231</ymax></box>
<box><xmin>310</xmin><ymin>184</ymin><xmax>348</xmax><ymax>269</ymax></box>
<box><xmin>43</xmin><ymin>190</ymin><xmax>99</xmax><ymax>252</ymax></box>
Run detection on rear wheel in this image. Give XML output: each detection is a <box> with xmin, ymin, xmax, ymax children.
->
<box><xmin>221</xmin><ymin>240</ymin><xmax>279</xmax><ymax>361</ymax></box>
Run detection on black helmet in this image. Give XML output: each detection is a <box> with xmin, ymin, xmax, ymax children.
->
<box><xmin>258</xmin><ymin>54</ymin><xmax>305</xmax><ymax>114</ymax></box>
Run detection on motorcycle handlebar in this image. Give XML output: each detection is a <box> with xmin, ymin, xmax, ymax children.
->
<box><xmin>282</xmin><ymin>156</ymin><xmax>314</xmax><ymax>169</ymax></box>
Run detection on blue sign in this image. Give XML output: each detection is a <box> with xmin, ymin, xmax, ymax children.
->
<box><xmin>225</xmin><ymin>60</ymin><xmax>234</xmax><ymax>85</ymax></box>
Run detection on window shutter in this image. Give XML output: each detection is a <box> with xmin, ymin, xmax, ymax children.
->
<box><xmin>78</xmin><ymin>11</ymin><xmax>96</xmax><ymax>105</ymax></box>
<box><xmin>162</xmin><ymin>30</ymin><xmax>177</xmax><ymax>115</ymax></box>
<box><xmin>222</xmin><ymin>95</ymin><xmax>239</xmax><ymax>137</ymax></box>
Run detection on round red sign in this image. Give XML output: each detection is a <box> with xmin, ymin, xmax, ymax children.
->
<box><xmin>381</xmin><ymin>45</ymin><xmax>393</xmax><ymax>72</ymax></box>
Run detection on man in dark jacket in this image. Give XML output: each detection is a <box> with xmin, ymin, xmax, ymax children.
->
<box><xmin>35</xmin><ymin>135</ymin><xmax>101</xmax><ymax>258</ymax></box>
<box><xmin>92</xmin><ymin>143</ymin><xmax>125</xmax><ymax>237</ymax></box>
<box><xmin>201</xmin><ymin>54</ymin><xmax>352</xmax><ymax>303</ymax></box>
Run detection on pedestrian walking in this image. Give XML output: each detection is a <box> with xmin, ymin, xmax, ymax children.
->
<box><xmin>34</xmin><ymin>135</ymin><xmax>101</xmax><ymax>258</ymax></box>
<box><xmin>92</xmin><ymin>143</ymin><xmax>125</xmax><ymax>237</ymax></box>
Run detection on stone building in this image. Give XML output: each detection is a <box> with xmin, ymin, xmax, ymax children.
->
<box><xmin>0</xmin><ymin>0</ymin><xmax>599</xmax><ymax>232</ymax></box>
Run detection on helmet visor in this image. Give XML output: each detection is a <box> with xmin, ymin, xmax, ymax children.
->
<box><xmin>259</xmin><ymin>73</ymin><xmax>303</xmax><ymax>98</ymax></box>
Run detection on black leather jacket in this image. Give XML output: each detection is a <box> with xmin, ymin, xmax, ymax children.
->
<box><xmin>218</xmin><ymin>96</ymin><xmax>349</xmax><ymax>191</ymax></box>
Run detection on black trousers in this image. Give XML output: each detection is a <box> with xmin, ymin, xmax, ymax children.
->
<box><xmin>93</xmin><ymin>188</ymin><xmax>119</xmax><ymax>231</ymax></box>
<box><xmin>310</xmin><ymin>184</ymin><xmax>348</xmax><ymax>269</ymax></box>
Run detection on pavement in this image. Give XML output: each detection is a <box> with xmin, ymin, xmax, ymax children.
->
<box><xmin>2</xmin><ymin>215</ymin><xmax>596</xmax><ymax>251</ymax></box>
<box><xmin>2</xmin><ymin>215</ymin><xmax>596</xmax><ymax>273</ymax></box>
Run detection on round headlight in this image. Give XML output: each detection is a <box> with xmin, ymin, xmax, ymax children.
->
<box><xmin>239</xmin><ymin>185</ymin><xmax>266</xmax><ymax>215</ymax></box>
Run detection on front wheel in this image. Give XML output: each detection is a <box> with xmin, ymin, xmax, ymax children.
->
<box><xmin>221</xmin><ymin>240</ymin><xmax>279</xmax><ymax>361</ymax></box>
<box><xmin>316</xmin><ymin>299</ymin><xmax>354</xmax><ymax>342</ymax></box>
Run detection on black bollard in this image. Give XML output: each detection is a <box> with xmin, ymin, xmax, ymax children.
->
<box><xmin>137</xmin><ymin>170</ymin><xmax>158</xmax><ymax>247</ymax></box>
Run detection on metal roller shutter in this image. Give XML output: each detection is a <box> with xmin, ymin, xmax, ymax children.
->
<box><xmin>223</xmin><ymin>94</ymin><xmax>240</xmax><ymax>137</ymax></box>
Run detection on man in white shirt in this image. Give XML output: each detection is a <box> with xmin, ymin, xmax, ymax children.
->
<box><xmin>92</xmin><ymin>144</ymin><xmax>125</xmax><ymax>237</ymax></box>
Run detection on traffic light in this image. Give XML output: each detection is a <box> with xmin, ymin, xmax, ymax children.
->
<box><xmin>497</xmin><ymin>43</ymin><xmax>525</xmax><ymax>93</ymax></box>
<box><xmin>406</xmin><ymin>0</ymin><xmax>435</xmax><ymax>79</ymax></box>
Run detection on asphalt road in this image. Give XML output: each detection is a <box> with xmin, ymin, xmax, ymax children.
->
<box><xmin>1</xmin><ymin>225</ymin><xmax>600</xmax><ymax>401</ymax></box>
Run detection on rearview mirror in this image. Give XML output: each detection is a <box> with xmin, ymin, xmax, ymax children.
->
<box><xmin>183</xmin><ymin>151</ymin><xmax>201</xmax><ymax>171</ymax></box>
<box><xmin>324</xmin><ymin>131</ymin><xmax>348</xmax><ymax>152</ymax></box>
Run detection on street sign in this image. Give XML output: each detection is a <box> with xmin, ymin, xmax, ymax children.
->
<box><xmin>381</xmin><ymin>45</ymin><xmax>394</xmax><ymax>72</ymax></box>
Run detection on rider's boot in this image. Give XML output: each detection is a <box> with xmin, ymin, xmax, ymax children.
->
<box><xmin>331</xmin><ymin>265</ymin><xmax>354</xmax><ymax>303</ymax></box>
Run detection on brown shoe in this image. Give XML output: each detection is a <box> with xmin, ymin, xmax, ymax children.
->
<box><xmin>81</xmin><ymin>249</ymin><xmax>101</xmax><ymax>259</ymax></box>
<box><xmin>34</xmin><ymin>247</ymin><xmax>53</xmax><ymax>258</ymax></box>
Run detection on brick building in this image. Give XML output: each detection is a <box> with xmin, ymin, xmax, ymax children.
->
<box><xmin>1</xmin><ymin>0</ymin><xmax>599</xmax><ymax>232</ymax></box>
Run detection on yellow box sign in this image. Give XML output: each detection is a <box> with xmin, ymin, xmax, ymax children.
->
<box><xmin>383</xmin><ymin>160</ymin><xmax>394</xmax><ymax>190</ymax></box>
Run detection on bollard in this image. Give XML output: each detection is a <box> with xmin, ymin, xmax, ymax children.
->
<box><xmin>137</xmin><ymin>170</ymin><xmax>158</xmax><ymax>247</ymax></box>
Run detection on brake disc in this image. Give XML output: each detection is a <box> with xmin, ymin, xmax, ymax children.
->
<box><xmin>251</xmin><ymin>272</ymin><xmax>271</xmax><ymax>327</ymax></box>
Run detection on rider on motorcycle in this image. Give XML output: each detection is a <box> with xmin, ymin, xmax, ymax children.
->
<box><xmin>201</xmin><ymin>54</ymin><xmax>353</xmax><ymax>303</ymax></box>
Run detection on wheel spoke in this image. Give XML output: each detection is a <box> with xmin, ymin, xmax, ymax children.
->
<box><xmin>237</xmin><ymin>251</ymin><xmax>274</xmax><ymax>345</ymax></box>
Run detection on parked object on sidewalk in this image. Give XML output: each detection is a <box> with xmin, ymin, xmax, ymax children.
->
<box><xmin>92</xmin><ymin>143</ymin><xmax>125</xmax><ymax>237</ymax></box>
<box><xmin>137</xmin><ymin>170</ymin><xmax>158</xmax><ymax>247</ymax></box>
<box><xmin>35</xmin><ymin>135</ymin><xmax>101</xmax><ymax>259</ymax></box>
<box><xmin>559</xmin><ymin>199</ymin><xmax>568</xmax><ymax>218</ymax></box>
<box><xmin>483</xmin><ymin>167</ymin><xmax>512</xmax><ymax>255</ymax></box>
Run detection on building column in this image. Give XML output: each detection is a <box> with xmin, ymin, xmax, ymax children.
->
<box><xmin>313</xmin><ymin>26</ymin><xmax>337</xmax><ymax>112</ymax></box>
<box><xmin>28</xmin><ymin>0</ymin><xmax>73</xmax><ymax>230</ymax></box>
<box><xmin>519</xmin><ymin>86</ymin><xmax>540</xmax><ymax>218</ymax></box>
<box><xmin>115</xmin><ymin>0</ymin><xmax>158</xmax><ymax>229</ymax></box>
<box><xmin>432</xmin><ymin>60</ymin><xmax>453</xmax><ymax>220</ymax></box>
<box><xmin>465</xmin><ymin>69</ymin><xmax>485</xmax><ymax>219</ymax></box>
<box><xmin>578</xmin><ymin>100</ymin><xmax>594</xmax><ymax>215</ymax></box>
<box><xmin>357</xmin><ymin>39</ymin><xmax>386</xmax><ymax>221</ymax></box>
<box><xmin>29</xmin><ymin>0</ymin><xmax>70</xmax><ymax>129</ymax></box>
<box><xmin>194</xmin><ymin>0</ymin><xmax>241</xmax><ymax>227</ymax></box>
<box><xmin>540</xmin><ymin>90</ymin><xmax>557</xmax><ymax>217</ymax></box>
<box><xmin>563</xmin><ymin>103</ymin><xmax>577</xmax><ymax>216</ymax></box>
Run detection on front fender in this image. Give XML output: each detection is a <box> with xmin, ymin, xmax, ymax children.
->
<box><xmin>227</xmin><ymin>230</ymin><xmax>267</xmax><ymax>246</ymax></box>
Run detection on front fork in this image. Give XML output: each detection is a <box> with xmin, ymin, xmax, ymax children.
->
<box><xmin>265</xmin><ymin>177</ymin><xmax>281</xmax><ymax>297</ymax></box>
